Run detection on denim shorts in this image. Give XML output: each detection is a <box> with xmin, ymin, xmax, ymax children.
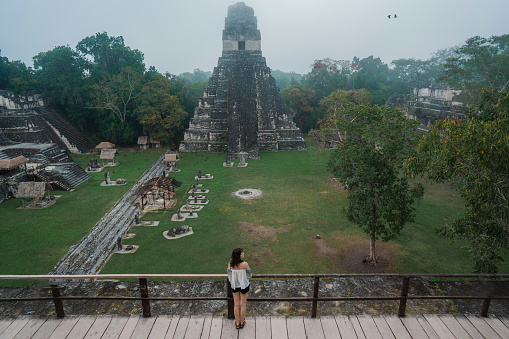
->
<box><xmin>231</xmin><ymin>285</ymin><xmax>250</xmax><ymax>294</ymax></box>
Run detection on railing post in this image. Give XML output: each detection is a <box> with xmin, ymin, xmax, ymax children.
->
<box><xmin>50</xmin><ymin>283</ymin><xmax>65</xmax><ymax>318</ymax></box>
<box><xmin>227</xmin><ymin>279</ymin><xmax>234</xmax><ymax>318</ymax></box>
<box><xmin>481</xmin><ymin>298</ymin><xmax>491</xmax><ymax>317</ymax></box>
<box><xmin>312</xmin><ymin>276</ymin><xmax>320</xmax><ymax>318</ymax></box>
<box><xmin>139</xmin><ymin>278</ymin><xmax>151</xmax><ymax>317</ymax></box>
<box><xmin>398</xmin><ymin>277</ymin><xmax>410</xmax><ymax>317</ymax></box>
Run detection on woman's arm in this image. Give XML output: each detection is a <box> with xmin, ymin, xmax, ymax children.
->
<box><xmin>242</xmin><ymin>262</ymin><xmax>252</xmax><ymax>277</ymax></box>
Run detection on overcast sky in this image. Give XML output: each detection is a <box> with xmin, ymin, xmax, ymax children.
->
<box><xmin>1</xmin><ymin>0</ymin><xmax>508</xmax><ymax>75</ymax></box>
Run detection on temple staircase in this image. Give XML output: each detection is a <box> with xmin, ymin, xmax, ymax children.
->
<box><xmin>38</xmin><ymin>107</ymin><xmax>95</xmax><ymax>154</ymax></box>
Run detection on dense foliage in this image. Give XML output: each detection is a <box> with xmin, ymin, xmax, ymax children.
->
<box><xmin>0</xmin><ymin>56</ymin><xmax>38</xmax><ymax>93</ymax></box>
<box><xmin>441</xmin><ymin>34</ymin><xmax>509</xmax><ymax>106</ymax></box>
<box><xmin>1</xmin><ymin>32</ymin><xmax>207</xmax><ymax>146</ymax></box>
<box><xmin>3</xmin><ymin>32</ymin><xmax>507</xmax><ymax>143</ymax></box>
<box><xmin>328</xmin><ymin>104</ymin><xmax>424</xmax><ymax>263</ymax></box>
<box><xmin>279</xmin><ymin>52</ymin><xmax>448</xmax><ymax>133</ymax></box>
<box><xmin>407</xmin><ymin>89</ymin><xmax>509</xmax><ymax>273</ymax></box>
<box><xmin>278</xmin><ymin>34</ymin><xmax>508</xmax><ymax>133</ymax></box>
<box><xmin>281</xmin><ymin>85</ymin><xmax>317</xmax><ymax>133</ymax></box>
<box><xmin>271</xmin><ymin>69</ymin><xmax>304</xmax><ymax>89</ymax></box>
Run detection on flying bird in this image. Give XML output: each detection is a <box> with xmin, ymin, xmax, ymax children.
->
<box><xmin>387</xmin><ymin>14</ymin><xmax>391</xmax><ymax>19</ymax></box>
<box><xmin>394</xmin><ymin>14</ymin><xmax>398</xmax><ymax>18</ymax></box>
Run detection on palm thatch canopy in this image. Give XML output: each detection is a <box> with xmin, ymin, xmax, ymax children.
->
<box><xmin>0</xmin><ymin>156</ymin><xmax>28</xmax><ymax>170</ymax></box>
<box><xmin>138</xmin><ymin>136</ymin><xmax>149</xmax><ymax>145</ymax></box>
<box><xmin>164</xmin><ymin>154</ymin><xmax>177</xmax><ymax>163</ymax></box>
<box><xmin>95</xmin><ymin>142</ymin><xmax>116</xmax><ymax>149</ymax></box>
<box><xmin>100</xmin><ymin>149</ymin><xmax>118</xmax><ymax>160</ymax></box>
<box><xmin>17</xmin><ymin>182</ymin><xmax>48</xmax><ymax>199</ymax></box>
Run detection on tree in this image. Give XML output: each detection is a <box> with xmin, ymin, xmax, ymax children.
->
<box><xmin>271</xmin><ymin>69</ymin><xmax>304</xmax><ymax>89</ymax></box>
<box><xmin>88</xmin><ymin>67</ymin><xmax>143</xmax><ymax>144</ymax></box>
<box><xmin>0</xmin><ymin>57</ymin><xmax>37</xmax><ymax>93</ymax></box>
<box><xmin>137</xmin><ymin>73</ymin><xmax>187</xmax><ymax>145</ymax></box>
<box><xmin>328</xmin><ymin>104</ymin><xmax>423</xmax><ymax>263</ymax></box>
<box><xmin>0</xmin><ymin>57</ymin><xmax>10</xmax><ymax>89</ymax></box>
<box><xmin>281</xmin><ymin>85</ymin><xmax>316</xmax><ymax>133</ymax></box>
<box><xmin>349</xmin><ymin>56</ymin><xmax>390</xmax><ymax>105</ymax></box>
<box><xmin>441</xmin><ymin>34</ymin><xmax>509</xmax><ymax>106</ymax></box>
<box><xmin>319</xmin><ymin>89</ymin><xmax>373</xmax><ymax>131</ymax></box>
<box><xmin>302</xmin><ymin>58</ymin><xmax>355</xmax><ymax>99</ymax></box>
<box><xmin>312</xmin><ymin>89</ymin><xmax>372</xmax><ymax>146</ymax></box>
<box><xmin>77</xmin><ymin>32</ymin><xmax>145</xmax><ymax>79</ymax></box>
<box><xmin>89</xmin><ymin>67</ymin><xmax>142</xmax><ymax>123</ymax></box>
<box><xmin>164</xmin><ymin>73</ymin><xmax>208</xmax><ymax>131</ymax></box>
<box><xmin>389</xmin><ymin>48</ymin><xmax>454</xmax><ymax>91</ymax></box>
<box><xmin>178</xmin><ymin>68</ymin><xmax>211</xmax><ymax>83</ymax></box>
<box><xmin>407</xmin><ymin>89</ymin><xmax>509</xmax><ymax>273</ymax></box>
<box><xmin>33</xmin><ymin>46</ymin><xmax>89</xmax><ymax>127</ymax></box>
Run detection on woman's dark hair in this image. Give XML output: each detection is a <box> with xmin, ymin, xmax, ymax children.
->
<box><xmin>229</xmin><ymin>248</ymin><xmax>244</xmax><ymax>268</ymax></box>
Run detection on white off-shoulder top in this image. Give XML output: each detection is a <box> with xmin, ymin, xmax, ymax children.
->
<box><xmin>227</xmin><ymin>268</ymin><xmax>252</xmax><ymax>289</ymax></box>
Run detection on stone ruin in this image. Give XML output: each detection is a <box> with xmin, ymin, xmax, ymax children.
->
<box><xmin>166</xmin><ymin>225</ymin><xmax>190</xmax><ymax>237</ymax></box>
<box><xmin>386</xmin><ymin>84</ymin><xmax>466</xmax><ymax>131</ymax></box>
<box><xmin>86</xmin><ymin>159</ymin><xmax>101</xmax><ymax>172</ymax></box>
<box><xmin>0</xmin><ymin>90</ymin><xmax>95</xmax><ymax>154</ymax></box>
<box><xmin>0</xmin><ymin>91</ymin><xmax>93</xmax><ymax>201</ymax></box>
<box><xmin>179</xmin><ymin>2</ymin><xmax>306</xmax><ymax>159</ymax></box>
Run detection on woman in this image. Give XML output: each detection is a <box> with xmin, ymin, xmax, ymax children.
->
<box><xmin>227</xmin><ymin>248</ymin><xmax>252</xmax><ymax>329</ymax></box>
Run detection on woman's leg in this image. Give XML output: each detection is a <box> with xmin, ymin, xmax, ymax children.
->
<box><xmin>232</xmin><ymin>292</ymin><xmax>241</xmax><ymax>325</ymax></box>
<box><xmin>240</xmin><ymin>292</ymin><xmax>248</xmax><ymax>324</ymax></box>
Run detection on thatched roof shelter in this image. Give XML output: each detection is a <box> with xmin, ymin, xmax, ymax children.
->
<box><xmin>164</xmin><ymin>154</ymin><xmax>178</xmax><ymax>163</ymax></box>
<box><xmin>95</xmin><ymin>142</ymin><xmax>116</xmax><ymax>150</ymax></box>
<box><xmin>17</xmin><ymin>182</ymin><xmax>48</xmax><ymax>199</ymax></box>
<box><xmin>0</xmin><ymin>156</ymin><xmax>28</xmax><ymax>170</ymax></box>
<box><xmin>138</xmin><ymin>136</ymin><xmax>149</xmax><ymax>145</ymax></box>
<box><xmin>100</xmin><ymin>149</ymin><xmax>118</xmax><ymax>160</ymax></box>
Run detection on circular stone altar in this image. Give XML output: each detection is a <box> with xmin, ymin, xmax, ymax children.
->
<box><xmin>233</xmin><ymin>188</ymin><xmax>263</xmax><ymax>200</ymax></box>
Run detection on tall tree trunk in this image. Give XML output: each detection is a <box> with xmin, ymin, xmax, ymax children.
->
<box><xmin>369</xmin><ymin>232</ymin><xmax>377</xmax><ymax>263</ymax></box>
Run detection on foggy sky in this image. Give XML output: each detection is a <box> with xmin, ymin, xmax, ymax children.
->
<box><xmin>1</xmin><ymin>0</ymin><xmax>508</xmax><ymax>76</ymax></box>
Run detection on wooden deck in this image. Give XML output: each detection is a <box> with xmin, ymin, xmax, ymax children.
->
<box><xmin>1</xmin><ymin>314</ymin><xmax>508</xmax><ymax>338</ymax></box>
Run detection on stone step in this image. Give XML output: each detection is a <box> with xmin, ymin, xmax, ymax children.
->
<box><xmin>39</xmin><ymin>108</ymin><xmax>95</xmax><ymax>153</ymax></box>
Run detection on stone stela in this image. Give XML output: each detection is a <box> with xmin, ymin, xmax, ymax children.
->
<box><xmin>179</xmin><ymin>2</ymin><xmax>306</xmax><ymax>160</ymax></box>
<box><xmin>223</xmin><ymin>155</ymin><xmax>234</xmax><ymax>167</ymax></box>
<box><xmin>170</xmin><ymin>168</ymin><xmax>213</xmax><ymax>224</ymax></box>
<box><xmin>101</xmin><ymin>171</ymin><xmax>127</xmax><ymax>186</ymax></box>
<box><xmin>238</xmin><ymin>152</ymin><xmax>248</xmax><ymax>167</ymax></box>
<box><xmin>86</xmin><ymin>159</ymin><xmax>101</xmax><ymax>172</ymax></box>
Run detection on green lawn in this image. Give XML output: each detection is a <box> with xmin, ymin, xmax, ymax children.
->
<box><xmin>1</xmin><ymin>142</ymin><xmax>507</xmax><ymax>286</ymax></box>
<box><xmin>0</xmin><ymin>148</ymin><xmax>163</xmax><ymax>283</ymax></box>
<box><xmin>101</xmin><ymin>141</ymin><xmax>509</xmax><ymax>275</ymax></box>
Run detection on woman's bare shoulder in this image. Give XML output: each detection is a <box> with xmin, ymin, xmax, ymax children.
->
<box><xmin>241</xmin><ymin>261</ymin><xmax>250</xmax><ymax>269</ymax></box>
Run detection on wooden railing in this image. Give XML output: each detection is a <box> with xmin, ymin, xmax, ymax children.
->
<box><xmin>1</xmin><ymin>274</ymin><xmax>508</xmax><ymax>319</ymax></box>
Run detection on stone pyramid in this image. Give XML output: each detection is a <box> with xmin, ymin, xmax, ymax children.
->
<box><xmin>179</xmin><ymin>2</ymin><xmax>306</xmax><ymax>158</ymax></box>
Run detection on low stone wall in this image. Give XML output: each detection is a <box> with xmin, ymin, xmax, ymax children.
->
<box><xmin>1</xmin><ymin>278</ymin><xmax>508</xmax><ymax>317</ymax></box>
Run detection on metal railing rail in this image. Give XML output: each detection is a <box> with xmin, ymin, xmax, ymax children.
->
<box><xmin>1</xmin><ymin>274</ymin><xmax>508</xmax><ymax>319</ymax></box>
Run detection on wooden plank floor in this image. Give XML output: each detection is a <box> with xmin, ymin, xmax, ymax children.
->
<box><xmin>0</xmin><ymin>315</ymin><xmax>507</xmax><ymax>338</ymax></box>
